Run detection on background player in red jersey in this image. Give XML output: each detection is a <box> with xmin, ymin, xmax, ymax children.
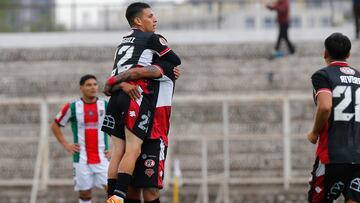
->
<box><xmin>51</xmin><ymin>74</ymin><xmax>110</xmax><ymax>203</ymax></box>
<box><xmin>308</xmin><ymin>33</ymin><xmax>360</xmax><ymax>203</ymax></box>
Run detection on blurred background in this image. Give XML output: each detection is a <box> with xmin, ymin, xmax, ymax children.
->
<box><xmin>0</xmin><ymin>0</ymin><xmax>359</xmax><ymax>202</ymax></box>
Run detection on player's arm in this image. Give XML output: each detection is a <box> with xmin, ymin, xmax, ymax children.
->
<box><xmin>104</xmin><ymin>65</ymin><xmax>163</xmax><ymax>96</ymax></box>
<box><xmin>148</xmin><ymin>34</ymin><xmax>181</xmax><ymax>66</ymax></box>
<box><xmin>51</xmin><ymin>104</ymin><xmax>80</xmax><ymax>154</ymax></box>
<box><xmin>307</xmin><ymin>72</ymin><xmax>332</xmax><ymax>144</ymax></box>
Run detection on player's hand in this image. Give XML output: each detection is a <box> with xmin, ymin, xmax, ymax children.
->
<box><xmin>104</xmin><ymin>76</ymin><xmax>117</xmax><ymax>96</ymax></box>
<box><xmin>103</xmin><ymin>83</ymin><xmax>112</xmax><ymax>96</ymax></box>
<box><xmin>105</xmin><ymin>150</ymin><xmax>112</xmax><ymax>160</ymax></box>
<box><xmin>64</xmin><ymin>143</ymin><xmax>80</xmax><ymax>154</ymax></box>
<box><xmin>174</xmin><ymin>67</ymin><xmax>181</xmax><ymax>80</ymax></box>
<box><xmin>307</xmin><ymin>131</ymin><xmax>318</xmax><ymax>144</ymax></box>
<box><xmin>121</xmin><ymin>83</ymin><xmax>141</xmax><ymax>100</ymax></box>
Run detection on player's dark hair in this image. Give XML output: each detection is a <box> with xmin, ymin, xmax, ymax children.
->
<box><xmin>126</xmin><ymin>2</ymin><xmax>151</xmax><ymax>27</ymax></box>
<box><xmin>79</xmin><ymin>74</ymin><xmax>97</xmax><ymax>86</ymax></box>
<box><xmin>324</xmin><ymin>32</ymin><xmax>351</xmax><ymax>60</ymax></box>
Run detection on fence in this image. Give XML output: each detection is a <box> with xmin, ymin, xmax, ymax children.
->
<box><xmin>0</xmin><ymin>0</ymin><xmax>353</xmax><ymax>32</ymax></box>
<box><xmin>0</xmin><ymin>93</ymin><xmax>315</xmax><ymax>202</ymax></box>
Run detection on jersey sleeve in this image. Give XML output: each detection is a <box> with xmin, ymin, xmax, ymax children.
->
<box><xmin>147</xmin><ymin>34</ymin><xmax>172</xmax><ymax>57</ymax></box>
<box><xmin>153</xmin><ymin>61</ymin><xmax>176</xmax><ymax>81</ymax></box>
<box><xmin>54</xmin><ymin>103</ymin><xmax>72</xmax><ymax>127</ymax></box>
<box><xmin>311</xmin><ymin>70</ymin><xmax>332</xmax><ymax>99</ymax></box>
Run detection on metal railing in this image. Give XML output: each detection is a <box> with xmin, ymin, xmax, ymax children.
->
<box><xmin>0</xmin><ymin>93</ymin><xmax>314</xmax><ymax>202</ymax></box>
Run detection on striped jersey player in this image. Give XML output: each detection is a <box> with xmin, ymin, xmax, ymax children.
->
<box><xmin>51</xmin><ymin>74</ymin><xmax>110</xmax><ymax>203</ymax></box>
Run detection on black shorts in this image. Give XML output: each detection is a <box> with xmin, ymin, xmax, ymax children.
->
<box><xmin>101</xmin><ymin>91</ymin><xmax>154</xmax><ymax>140</ymax></box>
<box><xmin>308</xmin><ymin>157</ymin><xmax>360</xmax><ymax>203</ymax></box>
<box><xmin>131</xmin><ymin>139</ymin><xmax>168</xmax><ymax>189</ymax></box>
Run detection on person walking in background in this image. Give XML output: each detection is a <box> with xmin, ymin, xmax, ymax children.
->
<box><xmin>51</xmin><ymin>74</ymin><xmax>110</xmax><ymax>203</ymax></box>
<box><xmin>266</xmin><ymin>0</ymin><xmax>296</xmax><ymax>58</ymax></box>
<box><xmin>354</xmin><ymin>0</ymin><xmax>360</xmax><ymax>39</ymax></box>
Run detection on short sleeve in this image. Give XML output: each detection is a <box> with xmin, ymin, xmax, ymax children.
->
<box><xmin>311</xmin><ymin>70</ymin><xmax>332</xmax><ymax>99</ymax></box>
<box><xmin>54</xmin><ymin>103</ymin><xmax>72</xmax><ymax>127</ymax></box>
<box><xmin>147</xmin><ymin>34</ymin><xmax>171</xmax><ymax>57</ymax></box>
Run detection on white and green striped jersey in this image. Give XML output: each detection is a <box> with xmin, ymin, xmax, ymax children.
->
<box><xmin>55</xmin><ymin>98</ymin><xmax>109</xmax><ymax>164</ymax></box>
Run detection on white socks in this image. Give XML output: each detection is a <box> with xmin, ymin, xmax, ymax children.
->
<box><xmin>79</xmin><ymin>199</ymin><xmax>91</xmax><ymax>203</ymax></box>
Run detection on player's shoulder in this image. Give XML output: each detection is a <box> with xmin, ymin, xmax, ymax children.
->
<box><xmin>312</xmin><ymin>67</ymin><xmax>330</xmax><ymax>79</ymax></box>
<box><xmin>62</xmin><ymin>98</ymin><xmax>80</xmax><ymax>111</ymax></box>
<box><xmin>147</xmin><ymin>32</ymin><xmax>168</xmax><ymax>47</ymax></box>
<box><xmin>155</xmin><ymin>33</ymin><xmax>167</xmax><ymax>40</ymax></box>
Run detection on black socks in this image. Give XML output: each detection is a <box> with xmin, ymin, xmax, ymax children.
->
<box><xmin>114</xmin><ymin>173</ymin><xmax>133</xmax><ymax>198</ymax></box>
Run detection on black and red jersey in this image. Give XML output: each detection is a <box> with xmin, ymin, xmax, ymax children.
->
<box><xmin>312</xmin><ymin>61</ymin><xmax>360</xmax><ymax>164</ymax></box>
<box><xmin>148</xmin><ymin>61</ymin><xmax>176</xmax><ymax>146</ymax></box>
<box><xmin>112</xmin><ymin>28</ymin><xmax>172</xmax><ymax>76</ymax></box>
<box><xmin>111</xmin><ymin>28</ymin><xmax>180</xmax><ymax>95</ymax></box>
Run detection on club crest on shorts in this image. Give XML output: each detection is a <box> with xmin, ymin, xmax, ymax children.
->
<box><xmin>340</xmin><ymin>67</ymin><xmax>355</xmax><ymax>75</ymax></box>
<box><xmin>145</xmin><ymin>169</ymin><xmax>154</xmax><ymax>177</ymax></box>
<box><xmin>144</xmin><ymin>159</ymin><xmax>155</xmax><ymax>168</ymax></box>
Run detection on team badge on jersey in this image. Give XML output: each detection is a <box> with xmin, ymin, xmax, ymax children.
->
<box><xmin>159</xmin><ymin>37</ymin><xmax>168</xmax><ymax>46</ymax></box>
<box><xmin>340</xmin><ymin>67</ymin><xmax>355</xmax><ymax>75</ymax></box>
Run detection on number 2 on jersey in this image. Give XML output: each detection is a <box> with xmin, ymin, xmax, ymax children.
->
<box><xmin>111</xmin><ymin>45</ymin><xmax>134</xmax><ymax>76</ymax></box>
<box><xmin>333</xmin><ymin>85</ymin><xmax>360</xmax><ymax>122</ymax></box>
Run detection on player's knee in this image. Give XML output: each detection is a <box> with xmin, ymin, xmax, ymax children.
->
<box><xmin>125</xmin><ymin>144</ymin><xmax>141</xmax><ymax>158</ymax></box>
<box><xmin>111</xmin><ymin>147</ymin><xmax>125</xmax><ymax>162</ymax></box>
<box><xmin>143</xmin><ymin>188</ymin><xmax>160</xmax><ymax>202</ymax></box>
<box><xmin>79</xmin><ymin>190</ymin><xmax>91</xmax><ymax>200</ymax></box>
<box><xmin>346</xmin><ymin>200</ymin><xmax>358</xmax><ymax>203</ymax></box>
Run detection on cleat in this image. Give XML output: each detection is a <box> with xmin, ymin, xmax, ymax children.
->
<box><xmin>106</xmin><ymin>195</ymin><xmax>124</xmax><ymax>203</ymax></box>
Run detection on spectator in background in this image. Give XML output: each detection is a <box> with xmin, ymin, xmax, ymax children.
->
<box><xmin>267</xmin><ymin>0</ymin><xmax>296</xmax><ymax>57</ymax></box>
<box><xmin>354</xmin><ymin>0</ymin><xmax>360</xmax><ymax>39</ymax></box>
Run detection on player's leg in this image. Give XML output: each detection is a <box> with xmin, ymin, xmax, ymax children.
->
<box><xmin>275</xmin><ymin>23</ymin><xmax>282</xmax><ymax>51</ymax></box>
<box><xmin>108</xmin><ymin>97</ymin><xmax>152</xmax><ymax>202</ymax></box>
<box><xmin>101</xmin><ymin>91</ymin><xmax>130</xmax><ymax>201</ymax></box>
<box><xmin>282</xmin><ymin>23</ymin><xmax>295</xmax><ymax>54</ymax></box>
<box><xmin>79</xmin><ymin>190</ymin><xmax>92</xmax><ymax>203</ymax></box>
<box><xmin>108</xmin><ymin>136</ymin><xmax>126</xmax><ymax>197</ymax></box>
<box><xmin>143</xmin><ymin>188</ymin><xmax>160</xmax><ymax>203</ymax></box>
<box><xmin>74</xmin><ymin>163</ymin><xmax>94</xmax><ymax>203</ymax></box>
<box><xmin>125</xmin><ymin>185</ymin><xmax>141</xmax><ymax>203</ymax></box>
<box><xmin>133</xmin><ymin>139</ymin><xmax>167</xmax><ymax>203</ymax></box>
<box><xmin>112</xmin><ymin>127</ymin><xmax>143</xmax><ymax>199</ymax></box>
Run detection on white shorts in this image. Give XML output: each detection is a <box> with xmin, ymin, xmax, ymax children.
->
<box><xmin>73</xmin><ymin>161</ymin><xmax>109</xmax><ymax>191</ymax></box>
